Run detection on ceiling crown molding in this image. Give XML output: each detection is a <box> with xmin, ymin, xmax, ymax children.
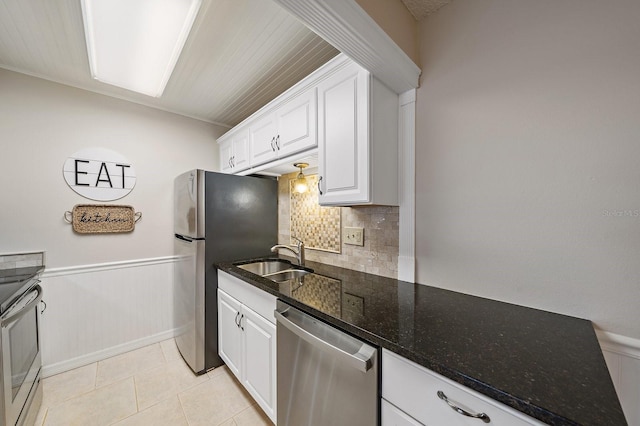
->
<box><xmin>270</xmin><ymin>0</ymin><xmax>421</xmax><ymax>94</ymax></box>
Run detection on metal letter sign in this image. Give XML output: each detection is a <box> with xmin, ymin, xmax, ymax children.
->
<box><xmin>63</xmin><ymin>148</ymin><xmax>137</xmax><ymax>201</ymax></box>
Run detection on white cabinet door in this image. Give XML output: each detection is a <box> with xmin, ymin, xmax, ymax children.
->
<box><xmin>219</xmin><ymin>139</ymin><xmax>234</xmax><ymax>174</ymax></box>
<box><xmin>381</xmin><ymin>399</ymin><xmax>423</xmax><ymax>426</ymax></box>
<box><xmin>276</xmin><ymin>88</ymin><xmax>317</xmax><ymax>157</ymax></box>
<box><xmin>317</xmin><ymin>61</ymin><xmax>371</xmax><ymax>205</ymax></box>
<box><xmin>218</xmin><ymin>130</ymin><xmax>250</xmax><ymax>174</ymax></box>
<box><xmin>217</xmin><ymin>289</ymin><xmax>242</xmax><ymax>377</ymax></box>
<box><xmin>250</xmin><ymin>114</ymin><xmax>278</xmax><ymax>166</ymax></box>
<box><xmin>231</xmin><ymin>130</ymin><xmax>250</xmax><ymax>172</ymax></box>
<box><xmin>242</xmin><ymin>306</ymin><xmax>277</xmax><ymax>421</ymax></box>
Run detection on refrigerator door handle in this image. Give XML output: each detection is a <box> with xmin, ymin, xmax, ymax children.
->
<box><xmin>175</xmin><ymin>234</ymin><xmax>194</xmax><ymax>242</ymax></box>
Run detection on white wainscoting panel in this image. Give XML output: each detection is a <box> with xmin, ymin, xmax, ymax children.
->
<box><xmin>598</xmin><ymin>331</ymin><xmax>640</xmax><ymax>425</ymax></box>
<box><xmin>40</xmin><ymin>257</ymin><xmax>178</xmax><ymax>377</ymax></box>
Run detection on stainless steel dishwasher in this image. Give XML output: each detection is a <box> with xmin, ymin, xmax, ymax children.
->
<box><xmin>274</xmin><ymin>300</ymin><xmax>379</xmax><ymax>426</ymax></box>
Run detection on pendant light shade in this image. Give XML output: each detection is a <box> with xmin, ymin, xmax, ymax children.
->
<box><xmin>81</xmin><ymin>0</ymin><xmax>202</xmax><ymax>97</ymax></box>
<box><xmin>293</xmin><ymin>163</ymin><xmax>309</xmax><ymax>194</ymax></box>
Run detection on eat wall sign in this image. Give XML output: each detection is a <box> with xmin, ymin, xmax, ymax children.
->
<box><xmin>63</xmin><ymin>148</ymin><xmax>137</xmax><ymax>201</ymax></box>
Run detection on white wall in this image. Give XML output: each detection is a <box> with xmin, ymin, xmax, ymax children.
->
<box><xmin>0</xmin><ymin>69</ymin><xmax>227</xmax><ymax>373</ymax></box>
<box><xmin>415</xmin><ymin>0</ymin><xmax>640</xmax><ymax>340</ymax></box>
<box><xmin>0</xmin><ymin>69</ymin><xmax>227</xmax><ymax>268</ymax></box>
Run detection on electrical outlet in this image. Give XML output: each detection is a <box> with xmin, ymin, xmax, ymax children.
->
<box><xmin>344</xmin><ymin>227</ymin><xmax>364</xmax><ymax>246</ymax></box>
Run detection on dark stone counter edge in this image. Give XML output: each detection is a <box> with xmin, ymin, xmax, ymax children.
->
<box><xmin>217</xmin><ymin>259</ymin><xmax>594</xmax><ymax>426</ymax></box>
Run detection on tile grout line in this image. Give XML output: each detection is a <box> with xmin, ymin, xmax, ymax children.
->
<box><xmin>133</xmin><ymin>375</ymin><xmax>140</xmax><ymax>413</ymax></box>
<box><xmin>176</xmin><ymin>390</ymin><xmax>192</xmax><ymax>426</ymax></box>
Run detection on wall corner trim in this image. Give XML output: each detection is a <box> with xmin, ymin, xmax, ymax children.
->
<box><xmin>398</xmin><ymin>88</ymin><xmax>417</xmax><ymax>282</ymax></box>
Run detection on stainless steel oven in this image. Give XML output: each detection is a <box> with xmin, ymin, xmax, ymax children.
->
<box><xmin>1</xmin><ymin>279</ymin><xmax>43</xmax><ymax>426</ymax></box>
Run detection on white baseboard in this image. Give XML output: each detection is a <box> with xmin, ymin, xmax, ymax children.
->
<box><xmin>41</xmin><ymin>328</ymin><xmax>178</xmax><ymax>378</ymax></box>
<box><xmin>39</xmin><ymin>256</ymin><xmax>177</xmax><ymax>378</ymax></box>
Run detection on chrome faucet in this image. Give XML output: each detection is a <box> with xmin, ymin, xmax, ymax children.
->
<box><xmin>270</xmin><ymin>237</ymin><xmax>305</xmax><ymax>266</ymax></box>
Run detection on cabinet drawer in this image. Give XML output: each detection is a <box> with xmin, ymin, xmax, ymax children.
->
<box><xmin>218</xmin><ymin>271</ymin><xmax>277</xmax><ymax>324</ymax></box>
<box><xmin>382</xmin><ymin>399</ymin><xmax>423</xmax><ymax>426</ymax></box>
<box><xmin>382</xmin><ymin>350</ymin><xmax>545</xmax><ymax>426</ymax></box>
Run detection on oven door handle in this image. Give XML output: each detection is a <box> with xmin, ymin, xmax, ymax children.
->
<box><xmin>1</xmin><ymin>284</ymin><xmax>43</xmax><ymax>327</ymax></box>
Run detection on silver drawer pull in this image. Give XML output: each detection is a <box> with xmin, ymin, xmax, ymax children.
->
<box><xmin>437</xmin><ymin>391</ymin><xmax>491</xmax><ymax>423</ymax></box>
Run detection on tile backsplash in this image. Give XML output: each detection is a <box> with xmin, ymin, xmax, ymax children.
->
<box><xmin>278</xmin><ymin>172</ymin><xmax>399</xmax><ymax>278</ymax></box>
<box><xmin>289</xmin><ymin>175</ymin><xmax>341</xmax><ymax>253</ymax></box>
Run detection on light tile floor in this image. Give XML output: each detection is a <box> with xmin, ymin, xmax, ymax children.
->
<box><xmin>36</xmin><ymin>339</ymin><xmax>273</xmax><ymax>426</ymax></box>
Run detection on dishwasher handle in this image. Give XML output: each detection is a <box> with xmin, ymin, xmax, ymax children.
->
<box><xmin>275</xmin><ymin>306</ymin><xmax>376</xmax><ymax>373</ymax></box>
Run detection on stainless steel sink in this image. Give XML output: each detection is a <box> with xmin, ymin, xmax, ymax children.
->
<box><xmin>236</xmin><ymin>260</ymin><xmax>292</xmax><ymax>276</ymax></box>
<box><xmin>263</xmin><ymin>269</ymin><xmax>311</xmax><ymax>282</ymax></box>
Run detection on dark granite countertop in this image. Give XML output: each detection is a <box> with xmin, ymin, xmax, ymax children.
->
<box><xmin>217</xmin><ymin>257</ymin><xmax>627</xmax><ymax>426</ymax></box>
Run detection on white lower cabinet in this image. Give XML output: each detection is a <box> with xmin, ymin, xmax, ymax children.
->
<box><xmin>382</xmin><ymin>349</ymin><xmax>545</xmax><ymax>426</ymax></box>
<box><xmin>241</xmin><ymin>305</ymin><xmax>276</xmax><ymax>416</ymax></box>
<box><xmin>382</xmin><ymin>399</ymin><xmax>423</xmax><ymax>426</ymax></box>
<box><xmin>217</xmin><ymin>271</ymin><xmax>277</xmax><ymax>423</ymax></box>
<box><xmin>218</xmin><ymin>289</ymin><xmax>243</xmax><ymax>377</ymax></box>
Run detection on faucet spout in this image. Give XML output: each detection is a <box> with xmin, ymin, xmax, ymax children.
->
<box><xmin>270</xmin><ymin>238</ymin><xmax>305</xmax><ymax>266</ymax></box>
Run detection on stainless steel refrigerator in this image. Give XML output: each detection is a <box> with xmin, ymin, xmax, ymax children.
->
<box><xmin>174</xmin><ymin>169</ymin><xmax>278</xmax><ymax>374</ymax></box>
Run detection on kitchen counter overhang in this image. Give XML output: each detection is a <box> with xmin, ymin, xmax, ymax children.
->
<box><xmin>216</xmin><ymin>257</ymin><xmax>627</xmax><ymax>426</ymax></box>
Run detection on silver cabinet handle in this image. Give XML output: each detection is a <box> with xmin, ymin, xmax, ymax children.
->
<box><xmin>228</xmin><ymin>157</ymin><xmax>232</xmax><ymax>168</ymax></box>
<box><xmin>270</xmin><ymin>137</ymin><xmax>276</xmax><ymax>151</ymax></box>
<box><xmin>235</xmin><ymin>311</ymin><xmax>241</xmax><ymax>327</ymax></box>
<box><xmin>275</xmin><ymin>135</ymin><xmax>280</xmax><ymax>150</ymax></box>
<box><xmin>239</xmin><ymin>314</ymin><xmax>244</xmax><ymax>331</ymax></box>
<box><xmin>231</xmin><ymin>155</ymin><xmax>235</xmax><ymax>167</ymax></box>
<box><xmin>317</xmin><ymin>176</ymin><xmax>324</xmax><ymax>195</ymax></box>
<box><xmin>274</xmin><ymin>307</ymin><xmax>376</xmax><ymax>373</ymax></box>
<box><xmin>437</xmin><ymin>391</ymin><xmax>491</xmax><ymax>423</ymax></box>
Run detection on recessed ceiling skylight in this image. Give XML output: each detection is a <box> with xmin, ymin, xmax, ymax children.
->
<box><xmin>81</xmin><ymin>0</ymin><xmax>202</xmax><ymax>97</ymax></box>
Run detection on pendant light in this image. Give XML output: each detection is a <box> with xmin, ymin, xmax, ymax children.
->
<box><xmin>293</xmin><ymin>163</ymin><xmax>309</xmax><ymax>194</ymax></box>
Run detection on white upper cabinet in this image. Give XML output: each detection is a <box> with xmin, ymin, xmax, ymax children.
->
<box><xmin>249</xmin><ymin>88</ymin><xmax>317</xmax><ymax>167</ymax></box>
<box><xmin>249</xmin><ymin>113</ymin><xmax>279</xmax><ymax>165</ymax></box>
<box><xmin>317</xmin><ymin>59</ymin><xmax>398</xmax><ymax>206</ymax></box>
<box><xmin>275</xmin><ymin>88</ymin><xmax>317</xmax><ymax>157</ymax></box>
<box><xmin>218</xmin><ymin>128</ymin><xmax>250</xmax><ymax>174</ymax></box>
<box><xmin>217</xmin><ymin>54</ymin><xmax>399</xmax><ymax>204</ymax></box>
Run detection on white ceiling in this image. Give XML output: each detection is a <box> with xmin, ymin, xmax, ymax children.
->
<box><xmin>0</xmin><ymin>0</ymin><xmax>448</xmax><ymax>131</ymax></box>
<box><xmin>0</xmin><ymin>0</ymin><xmax>338</xmax><ymax>128</ymax></box>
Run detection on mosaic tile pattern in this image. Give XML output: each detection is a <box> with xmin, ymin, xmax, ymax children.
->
<box><xmin>278</xmin><ymin>172</ymin><xmax>400</xmax><ymax>279</ymax></box>
<box><xmin>289</xmin><ymin>175</ymin><xmax>341</xmax><ymax>253</ymax></box>
<box><xmin>288</xmin><ymin>273</ymin><xmax>341</xmax><ymax>317</ymax></box>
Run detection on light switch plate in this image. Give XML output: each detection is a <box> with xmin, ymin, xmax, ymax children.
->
<box><xmin>344</xmin><ymin>227</ymin><xmax>364</xmax><ymax>246</ymax></box>
<box><xmin>343</xmin><ymin>292</ymin><xmax>364</xmax><ymax>316</ymax></box>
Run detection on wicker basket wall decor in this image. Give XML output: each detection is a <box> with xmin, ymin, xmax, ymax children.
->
<box><xmin>64</xmin><ymin>204</ymin><xmax>142</xmax><ymax>234</ymax></box>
